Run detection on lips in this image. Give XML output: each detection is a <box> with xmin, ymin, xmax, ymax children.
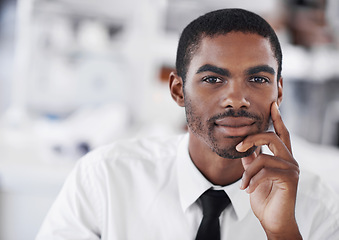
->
<box><xmin>214</xmin><ymin>117</ymin><xmax>255</xmax><ymax>137</ymax></box>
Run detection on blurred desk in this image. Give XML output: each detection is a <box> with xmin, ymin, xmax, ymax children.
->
<box><xmin>0</xmin><ymin>135</ymin><xmax>75</xmax><ymax>240</ymax></box>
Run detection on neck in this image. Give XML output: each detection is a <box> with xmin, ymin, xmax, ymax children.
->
<box><xmin>188</xmin><ymin>133</ymin><xmax>246</xmax><ymax>186</ymax></box>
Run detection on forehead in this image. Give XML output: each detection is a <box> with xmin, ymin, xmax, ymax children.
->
<box><xmin>188</xmin><ymin>32</ymin><xmax>278</xmax><ymax>74</ymax></box>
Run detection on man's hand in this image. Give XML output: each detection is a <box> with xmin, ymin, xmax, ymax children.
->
<box><xmin>236</xmin><ymin>102</ymin><xmax>302</xmax><ymax>240</ymax></box>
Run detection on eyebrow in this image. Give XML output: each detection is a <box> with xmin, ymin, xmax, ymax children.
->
<box><xmin>196</xmin><ymin>64</ymin><xmax>276</xmax><ymax>77</ymax></box>
<box><xmin>196</xmin><ymin>64</ymin><xmax>231</xmax><ymax>77</ymax></box>
<box><xmin>245</xmin><ymin>65</ymin><xmax>276</xmax><ymax>76</ymax></box>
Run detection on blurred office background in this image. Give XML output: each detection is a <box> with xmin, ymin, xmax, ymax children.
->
<box><xmin>0</xmin><ymin>0</ymin><xmax>339</xmax><ymax>239</ymax></box>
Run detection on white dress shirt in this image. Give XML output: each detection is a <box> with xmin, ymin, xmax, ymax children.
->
<box><xmin>36</xmin><ymin>134</ymin><xmax>339</xmax><ymax>239</ymax></box>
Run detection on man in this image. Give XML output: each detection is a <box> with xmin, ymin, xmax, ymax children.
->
<box><xmin>36</xmin><ymin>9</ymin><xmax>339</xmax><ymax>240</ymax></box>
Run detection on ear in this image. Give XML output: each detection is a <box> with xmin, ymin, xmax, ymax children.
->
<box><xmin>277</xmin><ymin>77</ymin><xmax>283</xmax><ymax>106</ymax></box>
<box><xmin>169</xmin><ymin>71</ymin><xmax>185</xmax><ymax>107</ymax></box>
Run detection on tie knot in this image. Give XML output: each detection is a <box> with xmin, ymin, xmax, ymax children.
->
<box><xmin>200</xmin><ymin>189</ymin><xmax>231</xmax><ymax>217</ymax></box>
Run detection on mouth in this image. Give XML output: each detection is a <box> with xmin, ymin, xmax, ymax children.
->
<box><xmin>214</xmin><ymin>117</ymin><xmax>255</xmax><ymax>137</ymax></box>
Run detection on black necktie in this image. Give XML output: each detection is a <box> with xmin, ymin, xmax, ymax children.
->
<box><xmin>195</xmin><ymin>189</ymin><xmax>231</xmax><ymax>240</ymax></box>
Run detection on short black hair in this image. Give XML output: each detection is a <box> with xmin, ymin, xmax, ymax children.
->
<box><xmin>175</xmin><ymin>8</ymin><xmax>282</xmax><ymax>82</ymax></box>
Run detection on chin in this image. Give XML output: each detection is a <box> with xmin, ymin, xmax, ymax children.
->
<box><xmin>214</xmin><ymin>145</ymin><xmax>257</xmax><ymax>159</ymax></box>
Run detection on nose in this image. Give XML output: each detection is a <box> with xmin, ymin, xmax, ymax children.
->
<box><xmin>220</xmin><ymin>81</ymin><xmax>250</xmax><ymax>109</ymax></box>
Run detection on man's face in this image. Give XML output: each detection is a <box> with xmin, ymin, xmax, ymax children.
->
<box><xmin>183</xmin><ymin>32</ymin><xmax>282</xmax><ymax>159</ymax></box>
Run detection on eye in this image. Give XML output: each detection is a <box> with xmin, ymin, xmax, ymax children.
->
<box><xmin>202</xmin><ymin>76</ymin><xmax>223</xmax><ymax>84</ymax></box>
<box><xmin>249</xmin><ymin>76</ymin><xmax>270</xmax><ymax>84</ymax></box>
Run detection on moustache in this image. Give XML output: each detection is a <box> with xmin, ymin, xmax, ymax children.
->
<box><xmin>208</xmin><ymin>109</ymin><xmax>262</xmax><ymax>123</ymax></box>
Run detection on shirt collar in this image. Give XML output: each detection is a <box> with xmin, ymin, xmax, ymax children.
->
<box><xmin>176</xmin><ymin>133</ymin><xmax>251</xmax><ymax>221</ymax></box>
<box><xmin>219</xmin><ymin>180</ymin><xmax>251</xmax><ymax>221</ymax></box>
<box><xmin>177</xmin><ymin>134</ymin><xmax>211</xmax><ymax>212</ymax></box>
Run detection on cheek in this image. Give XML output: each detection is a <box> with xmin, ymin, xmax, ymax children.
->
<box><xmin>250</xmin><ymin>97</ymin><xmax>274</xmax><ymax>121</ymax></box>
<box><xmin>252</xmin><ymin>88</ymin><xmax>277</xmax><ymax>109</ymax></box>
<box><xmin>185</xmin><ymin>88</ymin><xmax>216</xmax><ymax>113</ymax></box>
<box><xmin>264</xmin><ymin>104</ymin><xmax>272</xmax><ymax>121</ymax></box>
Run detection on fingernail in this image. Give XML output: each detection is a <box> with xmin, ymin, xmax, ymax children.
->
<box><xmin>236</xmin><ymin>142</ymin><xmax>243</xmax><ymax>151</ymax></box>
<box><xmin>275</xmin><ymin>102</ymin><xmax>280</xmax><ymax>113</ymax></box>
<box><xmin>240</xmin><ymin>172</ymin><xmax>245</xmax><ymax>190</ymax></box>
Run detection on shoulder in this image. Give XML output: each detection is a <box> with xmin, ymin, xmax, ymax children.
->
<box><xmin>296</xmin><ymin>169</ymin><xmax>339</xmax><ymax>237</ymax></box>
<box><xmin>297</xmin><ymin>169</ymin><xmax>339</xmax><ymax>205</ymax></box>
<box><xmin>76</xmin><ymin>134</ymin><xmax>186</xmax><ymax>171</ymax></box>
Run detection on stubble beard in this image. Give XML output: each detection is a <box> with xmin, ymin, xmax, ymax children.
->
<box><xmin>185</xmin><ymin>98</ymin><xmax>270</xmax><ymax>159</ymax></box>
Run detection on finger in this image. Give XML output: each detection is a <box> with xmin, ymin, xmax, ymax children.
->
<box><xmin>241</xmin><ymin>154</ymin><xmax>299</xmax><ymax>190</ymax></box>
<box><xmin>241</xmin><ymin>151</ymin><xmax>257</xmax><ymax>170</ymax></box>
<box><xmin>236</xmin><ymin>132</ymin><xmax>294</xmax><ymax>162</ymax></box>
<box><xmin>246</xmin><ymin>168</ymin><xmax>299</xmax><ymax>194</ymax></box>
<box><xmin>240</xmin><ymin>151</ymin><xmax>257</xmax><ymax>190</ymax></box>
<box><xmin>271</xmin><ymin>102</ymin><xmax>292</xmax><ymax>154</ymax></box>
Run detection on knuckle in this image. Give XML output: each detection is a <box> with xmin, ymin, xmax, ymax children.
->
<box><xmin>283</xmin><ymin>167</ymin><xmax>299</xmax><ymax>182</ymax></box>
<box><xmin>293</xmin><ymin>167</ymin><xmax>300</xmax><ymax>178</ymax></box>
<box><xmin>249</xmin><ymin>177</ymin><xmax>257</xmax><ymax>188</ymax></box>
<box><xmin>294</xmin><ymin>161</ymin><xmax>300</xmax><ymax>173</ymax></box>
<box><xmin>290</xmin><ymin>157</ymin><xmax>300</xmax><ymax>169</ymax></box>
